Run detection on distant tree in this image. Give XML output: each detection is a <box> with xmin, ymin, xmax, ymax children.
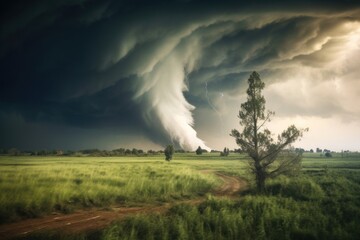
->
<box><xmin>310</xmin><ymin>149</ymin><xmax>314</xmax><ymax>153</ymax></box>
<box><xmin>112</xmin><ymin>148</ymin><xmax>125</xmax><ymax>155</ymax></box>
<box><xmin>295</xmin><ymin>148</ymin><xmax>305</xmax><ymax>154</ymax></box>
<box><xmin>62</xmin><ymin>150</ymin><xmax>74</xmax><ymax>156</ymax></box>
<box><xmin>325</xmin><ymin>152</ymin><xmax>332</xmax><ymax>158</ymax></box>
<box><xmin>234</xmin><ymin>148</ymin><xmax>242</xmax><ymax>153</ymax></box>
<box><xmin>230</xmin><ymin>71</ymin><xmax>308</xmax><ymax>193</ymax></box>
<box><xmin>55</xmin><ymin>150</ymin><xmax>63</xmax><ymax>156</ymax></box>
<box><xmin>147</xmin><ymin>150</ymin><xmax>157</xmax><ymax>155</ymax></box>
<box><xmin>38</xmin><ymin>150</ymin><xmax>49</xmax><ymax>156</ymax></box>
<box><xmin>103</xmin><ymin>150</ymin><xmax>112</xmax><ymax>156</ymax></box>
<box><xmin>131</xmin><ymin>148</ymin><xmax>139</xmax><ymax>155</ymax></box>
<box><xmin>164</xmin><ymin>145</ymin><xmax>174</xmax><ymax>161</ymax></box>
<box><xmin>220</xmin><ymin>147</ymin><xmax>230</xmax><ymax>156</ymax></box>
<box><xmin>8</xmin><ymin>148</ymin><xmax>20</xmax><ymax>156</ymax></box>
<box><xmin>316</xmin><ymin>148</ymin><xmax>322</xmax><ymax>153</ymax></box>
<box><xmin>196</xmin><ymin>146</ymin><xmax>203</xmax><ymax>155</ymax></box>
<box><xmin>81</xmin><ymin>149</ymin><xmax>101</xmax><ymax>155</ymax></box>
<box><xmin>30</xmin><ymin>151</ymin><xmax>38</xmax><ymax>156</ymax></box>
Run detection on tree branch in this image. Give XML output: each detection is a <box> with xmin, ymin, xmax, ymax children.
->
<box><xmin>257</xmin><ymin>111</ymin><xmax>273</xmax><ymax>131</ymax></box>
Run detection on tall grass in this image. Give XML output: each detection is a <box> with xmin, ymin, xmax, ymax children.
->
<box><xmin>2</xmin><ymin>153</ymin><xmax>360</xmax><ymax>239</ymax></box>
<box><xmin>100</xmin><ymin>171</ymin><xmax>360</xmax><ymax>240</ymax></box>
<box><xmin>0</xmin><ymin>157</ymin><xmax>219</xmax><ymax>223</ymax></box>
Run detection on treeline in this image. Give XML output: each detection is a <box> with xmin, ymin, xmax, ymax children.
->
<box><xmin>0</xmin><ymin>148</ymin><xmax>192</xmax><ymax>157</ymax></box>
<box><xmin>0</xmin><ymin>147</ymin><xmax>357</xmax><ymax>157</ymax></box>
<box><xmin>0</xmin><ymin>147</ymin><xmax>240</xmax><ymax>157</ymax></box>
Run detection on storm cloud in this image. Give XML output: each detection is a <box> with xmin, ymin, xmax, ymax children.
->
<box><xmin>1</xmin><ymin>0</ymin><xmax>360</xmax><ymax>150</ymax></box>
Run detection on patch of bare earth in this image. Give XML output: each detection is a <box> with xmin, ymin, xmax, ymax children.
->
<box><xmin>0</xmin><ymin>171</ymin><xmax>248</xmax><ymax>239</ymax></box>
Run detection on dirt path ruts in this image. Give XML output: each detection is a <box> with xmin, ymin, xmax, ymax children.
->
<box><xmin>212</xmin><ymin>172</ymin><xmax>248</xmax><ymax>196</ymax></box>
<box><xmin>0</xmin><ymin>171</ymin><xmax>248</xmax><ymax>240</ymax></box>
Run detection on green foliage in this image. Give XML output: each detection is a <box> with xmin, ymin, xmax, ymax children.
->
<box><xmin>325</xmin><ymin>152</ymin><xmax>332</xmax><ymax>158</ymax></box>
<box><xmin>0</xmin><ymin>156</ymin><xmax>218</xmax><ymax>224</ymax></box>
<box><xmin>220</xmin><ymin>147</ymin><xmax>230</xmax><ymax>157</ymax></box>
<box><xmin>164</xmin><ymin>145</ymin><xmax>175</xmax><ymax>161</ymax></box>
<box><xmin>266</xmin><ymin>176</ymin><xmax>325</xmax><ymax>201</ymax></box>
<box><xmin>101</xmin><ymin>178</ymin><xmax>360</xmax><ymax>240</ymax></box>
<box><xmin>2</xmin><ymin>153</ymin><xmax>360</xmax><ymax>240</ymax></box>
<box><xmin>231</xmin><ymin>71</ymin><xmax>308</xmax><ymax>192</ymax></box>
<box><xmin>196</xmin><ymin>146</ymin><xmax>203</xmax><ymax>155</ymax></box>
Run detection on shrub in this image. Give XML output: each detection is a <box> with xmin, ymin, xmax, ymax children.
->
<box><xmin>164</xmin><ymin>145</ymin><xmax>174</xmax><ymax>161</ymax></box>
<box><xmin>196</xmin><ymin>146</ymin><xmax>203</xmax><ymax>155</ymax></box>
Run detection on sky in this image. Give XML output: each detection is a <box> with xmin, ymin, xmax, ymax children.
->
<box><xmin>1</xmin><ymin>0</ymin><xmax>360</xmax><ymax>151</ymax></box>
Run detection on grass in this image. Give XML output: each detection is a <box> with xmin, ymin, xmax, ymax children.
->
<box><xmin>98</xmin><ymin>165</ymin><xmax>360</xmax><ymax>240</ymax></box>
<box><xmin>0</xmin><ymin>156</ymin><xmax>220</xmax><ymax>223</ymax></box>
<box><xmin>1</xmin><ymin>153</ymin><xmax>360</xmax><ymax>239</ymax></box>
<box><xmin>99</xmin><ymin>189</ymin><xmax>360</xmax><ymax>240</ymax></box>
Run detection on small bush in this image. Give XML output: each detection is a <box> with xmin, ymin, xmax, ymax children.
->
<box><xmin>325</xmin><ymin>152</ymin><xmax>332</xmax><ymax>158</ymax></box>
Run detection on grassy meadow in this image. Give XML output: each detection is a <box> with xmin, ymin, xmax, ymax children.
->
<box><xmin>1</xmin><ymin>153</ymin><xmax>360</xmax><ymax>239</ymax></box>
<box><xmin>0</xmin><ymin>155</ymin><xmax>221</xmax><ymax>223</ymax></box>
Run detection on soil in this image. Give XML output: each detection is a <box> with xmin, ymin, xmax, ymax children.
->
<box><xmin>0</xmin><ymin>171</ymin><xmax>248</xmax><ymax>239</ymax></box>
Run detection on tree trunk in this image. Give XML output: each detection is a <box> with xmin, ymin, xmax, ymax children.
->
<box><xmin>255</xmin><ymin>169</ymin><xmax>266</xmax><ymax>193</ymax></box>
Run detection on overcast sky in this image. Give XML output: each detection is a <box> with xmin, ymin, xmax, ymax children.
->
<box><xmin>1</xmin><ymin>0</ymin><xmax>360</xmax><ymax>151</ymax></box>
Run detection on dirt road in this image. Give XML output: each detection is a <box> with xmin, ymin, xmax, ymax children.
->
<box><xmin>0</xmin><ymin>171</ymin><xmax>248</xmax><ymax>239</ymax></box>
<box><xmin>212</xmin><ymin>172</ymin><xmax>248</xmax><ymax>196</ymax></box>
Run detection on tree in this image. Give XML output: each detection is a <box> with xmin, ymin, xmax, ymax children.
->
<box><xmin>8</xmin><ymin>148</ymin><xmax>20</xmax><ymax>156</ymax></box>
<box><xmin>132</xmin><ymin>148</ymin><xmax>139</xmax><ymax>155</ymax></box>
<box><xmin>325</xmin><ymin>152</ymin><xmax>332</xmax><ymax>158</ymax></box>
<box><xmin>164</xmin><ymin>145</ymin><xmax>174</xmax><ymax>161</ymax></box>
<box><xmin>196</xmin><ymin>146</ymin><xmax>203</xmax><ymax>155</ymax></box>
<box><xmin>220</xmin><ymin>147</ymin><xmax>230</xmax><ymax>156</ymax></box>
<box><xmin>230</xmin><ymin>71</ymin><xmax>308</xmax><ymax>193</ymax></box>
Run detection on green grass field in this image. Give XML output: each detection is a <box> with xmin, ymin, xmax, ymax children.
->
<box><xmin>0</xmin><ymin>155</ymin><xmax>221</xmax><ymax>223</ymax></box>
<box><xmin>1</xmin><ymin>153</ymin><xmax>360</xmax><ymax>239</ymax></box>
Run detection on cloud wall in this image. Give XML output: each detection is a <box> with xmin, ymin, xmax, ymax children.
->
<box><xmin>1</xmin><ymin>1</ymin><xmax>360</xmax><ymax>150</ymax></box>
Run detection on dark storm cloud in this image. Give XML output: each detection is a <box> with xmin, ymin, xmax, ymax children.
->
<box><xmin>1</xmin><ymin>0</ymin><xmax>360</xmax><ymax>150</ymax></box>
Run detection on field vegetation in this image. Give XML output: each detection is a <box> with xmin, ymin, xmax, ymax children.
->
<box><xmin>0</xmin><ymin>153</ymin><xmax>360</xmax><ymax>239</ymax></box>
<box><xmin>0</xmin><ymin>156</ymin><xmax>220</xmax><ymax>223</ymax></box>
<box><xmin>98</xmin><ymin>153</ymin><xmax>360</xmax><ymax>240</ymax></box>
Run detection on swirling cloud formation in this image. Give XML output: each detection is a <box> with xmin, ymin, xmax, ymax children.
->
<box><xmin>1</xmin><ymin>0</ymin><xmax>359</xmax><ymax>150</ymax></box>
